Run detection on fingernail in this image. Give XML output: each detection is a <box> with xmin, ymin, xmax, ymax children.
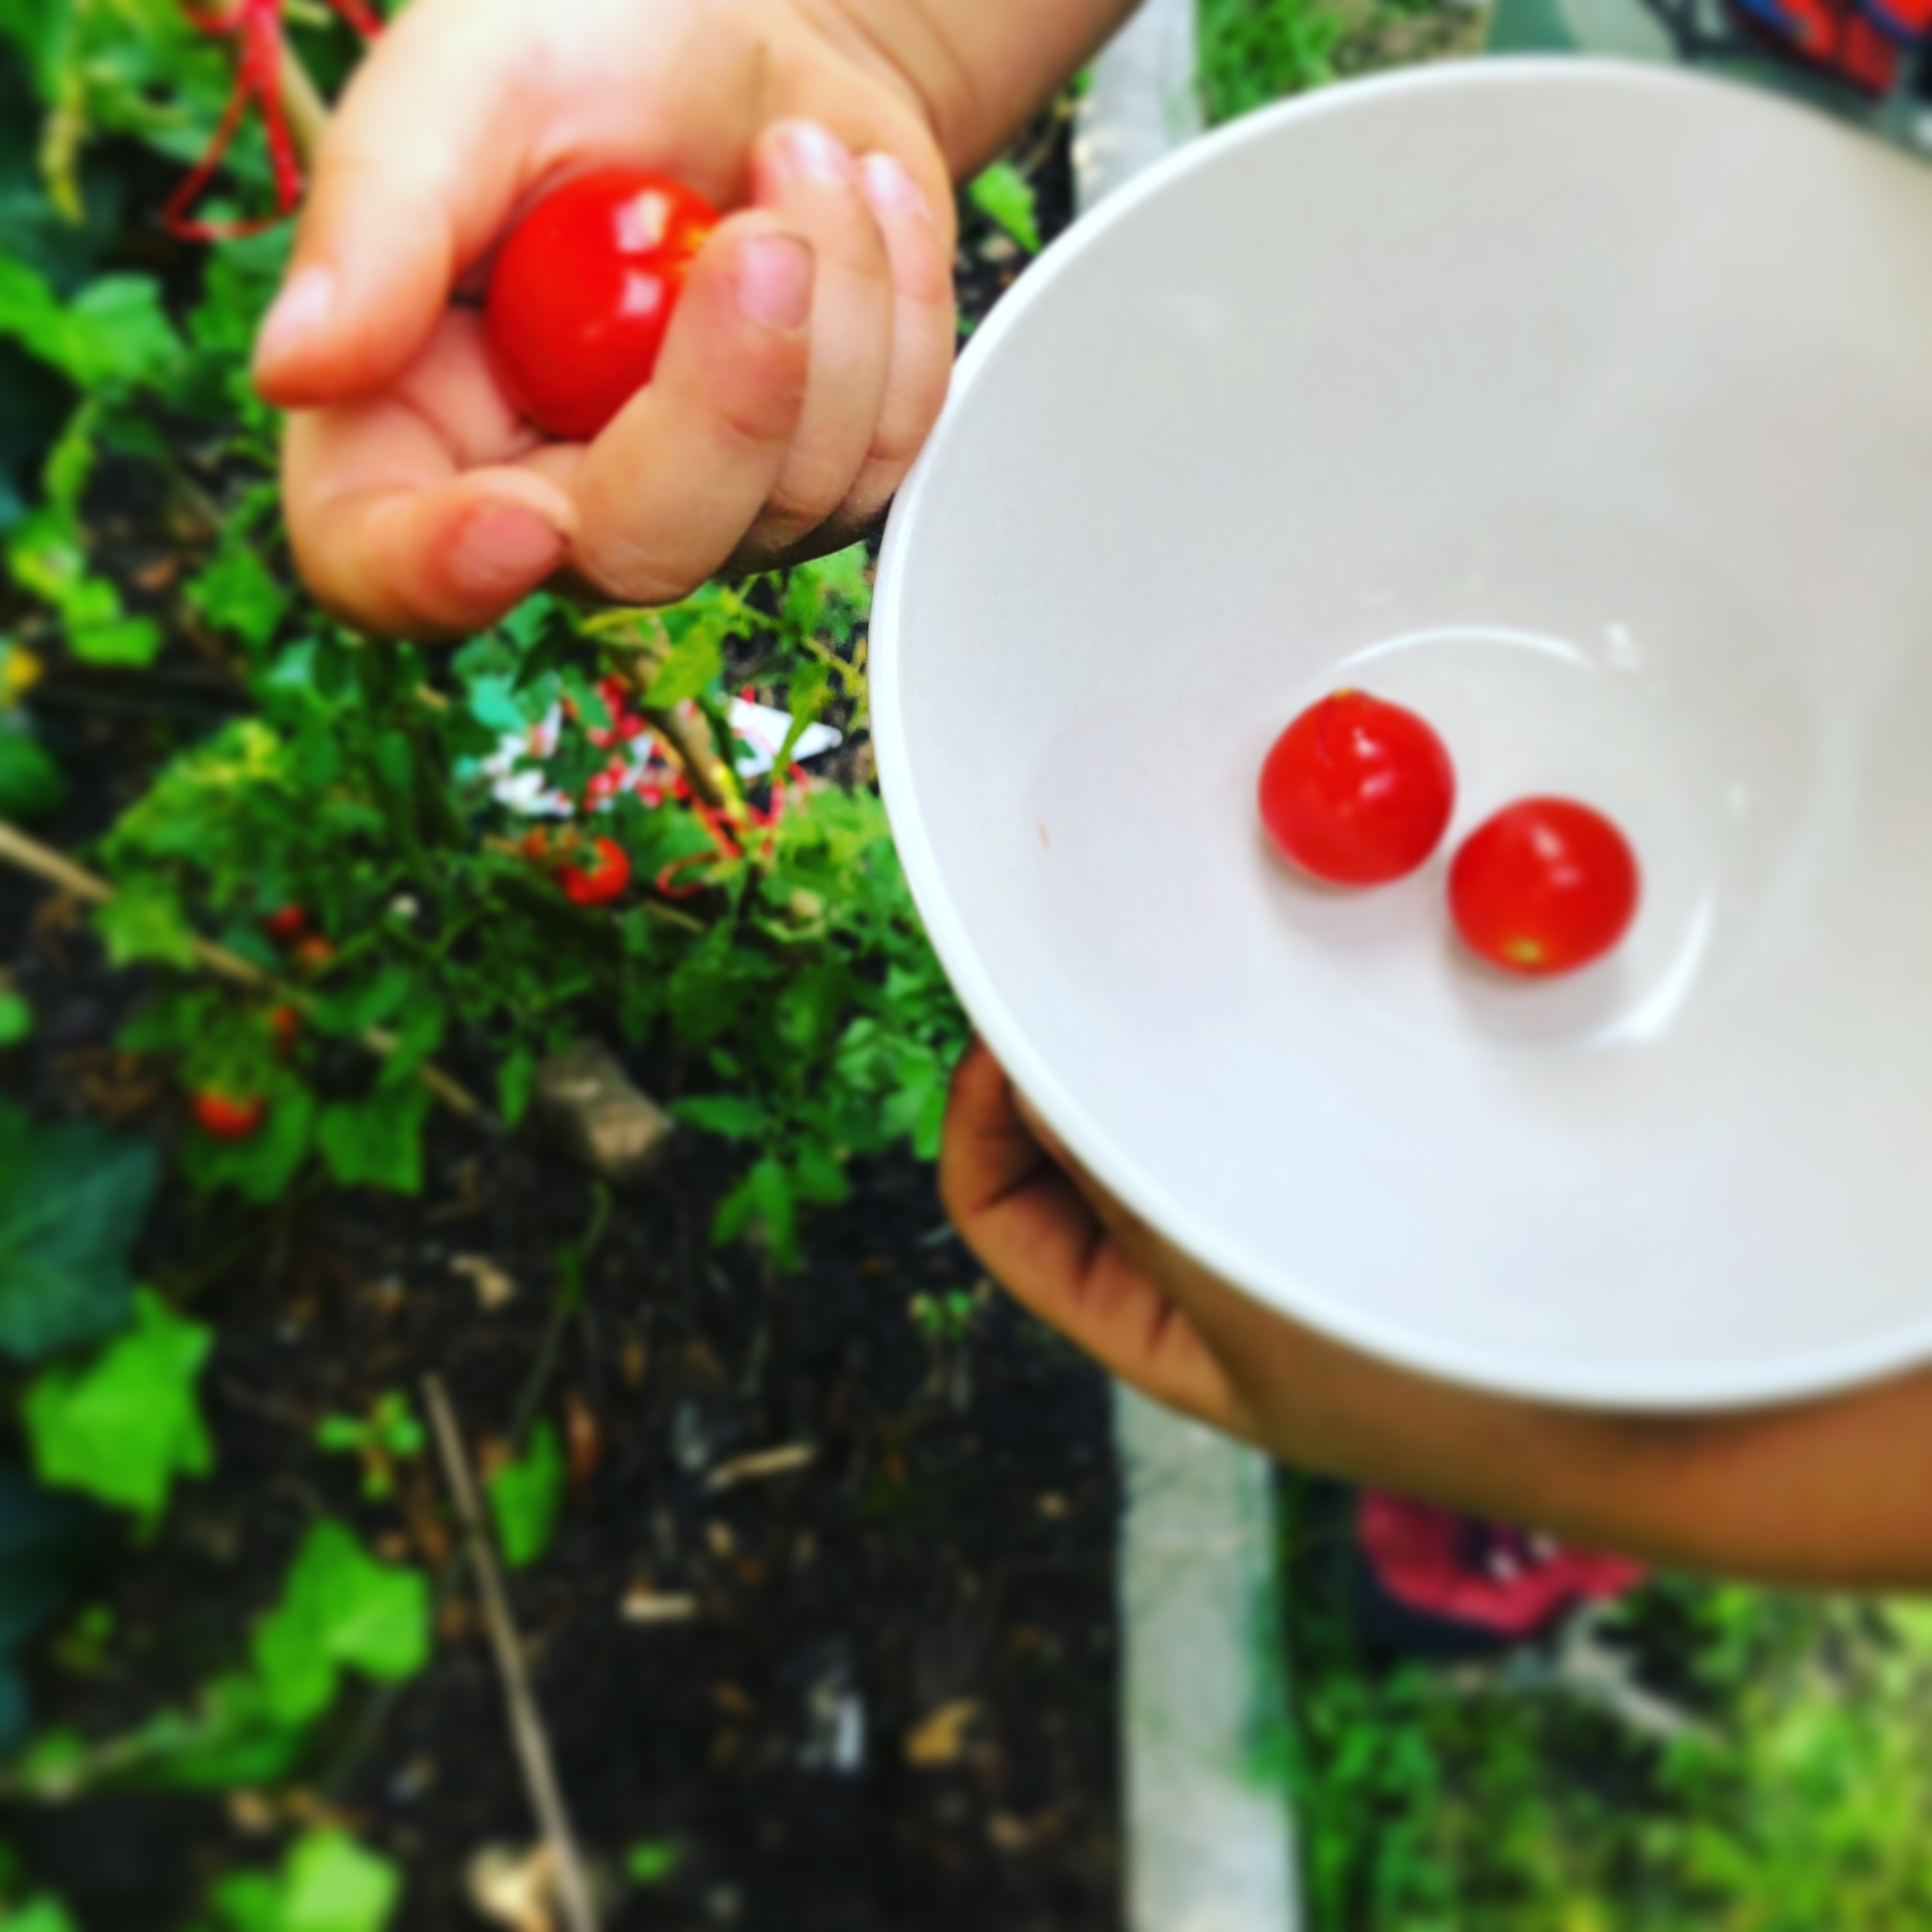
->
<box><xmin>254</xmin><ymin>264</ymin><xmax>334</xmax><ymax>366</ymax></box>
<box><xmin>455</xmin><ymin>502</ymin><xmax>567</xmax><ymax>591</ymax></box>
<box><xmin>859</xmin><ymin>152</ymin><xmax>929</xmax><ymax>222</ymax></box>
<box><xmin>738</xmin><ymin>235</ymin><xmax>813</xmax><ymax>332</ymax></box>
<box><xmin>774</xmin><ymin>119</ymin><xmax>854</xmax><ymax>183</ymax></box>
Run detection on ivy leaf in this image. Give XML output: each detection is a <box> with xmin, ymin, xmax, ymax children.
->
<box><xmin>252</xmin><ymin>1520</ymin><xmax>430</xmax><ymax>1727</ymax></box>
<box><xmin>94</xmin><ymin>874</ymin><xmax>199</xmax><ymax>969</ymax></box>
<box><xmin>487</xmin><ymin>1420</ymin><xmax>565</xmax><ymax>1570</ymax></box>
<box><xmin>211</xmin><ymin>1829</ymin><xmax>402</xmax><ymax>1932</ymax></box>
<box><xmin>23</xmin><ymin>1289</ymin><xmax>213</xmax><ymax>1522</ymax></box>
<box><xmin>0</xmin><ymin>1101</ymin><xmax>156</xmax><ymax>1361</ymax></box>
<box><xmin>968</xmin><ymin>161</ymin><xmax>1042</xmax><ymax>254</ymax></box>
<box><xmin>317</xmin><ymin>1082</ymin><xmax>431</xmax><ymax>1194</ymax></box>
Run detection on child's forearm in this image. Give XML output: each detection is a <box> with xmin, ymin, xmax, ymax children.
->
<box><xmin>798</xmin><ymin>0</ymin><xmax>1143</xmax><ymax>176</ymax></box>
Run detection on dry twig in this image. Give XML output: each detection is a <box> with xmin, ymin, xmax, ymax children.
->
<box><xmin>424</xmin><ymin>1375</ymin><xmax>600</xmax><ymax>1932</ymax></box>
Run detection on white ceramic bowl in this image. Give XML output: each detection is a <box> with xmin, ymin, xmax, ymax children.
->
<box><xmin>871</xmin><ymin>58</ymin><xmax>1932</xmax><ymax>1409</ymax></box>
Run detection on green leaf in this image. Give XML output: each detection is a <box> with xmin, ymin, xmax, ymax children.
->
<box><xmin>94</xmin><ymin>874</ymin><xmax>199</xmax><ymax>969</ymax></box>
<box><xmin>671</xmin><ymin>1095</ymin><xmax>767</xmax><ymax>1141</ymax></box>
<box><xmin>187</xmin><ymin>543</ymin><xmax>289</xmax><ymax>651</ymax></box>
<box><xmin>496</xmin><ymin>1046</ymin><xmax>537</xmax><ymax>1126</ymax></box>
<box><xmin>487</xmin><ymin>1420</ymin><xmax>565</xmax><ymax>1571</ymax></box>
<box><xmin>626</xmin><ymin>1839</ymin><xmax>683</xmax><ymax>1886</ymax></box>
<box><xmin>0</xmin><ymin>1102</ymin><xmax>156</xmax><ymax>1360</ymax></box>
<box><xmin>0</xmin><ymin>730</ymin><xmax>64</xmax><ymax>821</ymax></box>
<box><xmin>317</xmin><ymin>1081</ymin><xmax>431</xmax><ymax>1194</ymax></box>
<box><xmin>213</xmin><ymin>1830</ymin><xmax>401</xmax><ymax>1932</ymax></box>
<box><xmin>0</xmin><ymin>1896</ymin><xmax>81</xmax><ymax>1932</ymax></box>
<box><xmin>968</xmin><ymin>161</ymin><xmax>1042</xmax><ymax>254</ymax></box>
<box><xmin>0</xmin><ymin>1464</ymin><xmax>95</xmax><ymax>1658</ymax></box>
<box><xmin>643</xmin><ymin>622</ymin><xmax>723</xmax><ymax>707</ymax></box>
<box><xmin>252</xmin><ymin>1520</ymin><xmax>430</xmax><ymax>1727</ymax></box>
<box><xmin>23</xmin><ymin>1289</ymin><xmax>213</xmax><ymax>1521</ymax></box>
<box><xmin>0</xmin><ymin>991</ymin><xmax>30</xmax><ymax>1045</ymax></box>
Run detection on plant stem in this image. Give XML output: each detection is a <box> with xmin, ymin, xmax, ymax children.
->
<box><xmin>423</xmin><ymin>1374</ymin><xmax>601</xmax><ymax>1932</ymax></box>
<box><xmin>0</xmin><ymin>818</ymin><xmax>493</xmax><ymax>1124</ymax></box>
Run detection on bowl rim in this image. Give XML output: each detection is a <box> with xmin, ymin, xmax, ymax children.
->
<box><xmin>871</xmin><ymin>55</ymin><xmax>1932</xmax><ymax>1411</ymax></box>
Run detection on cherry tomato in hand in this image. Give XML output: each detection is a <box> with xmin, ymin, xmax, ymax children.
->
<box><xmin>1449</xmin><ymin>797</ymin><xmax>1639</xmax><ymax>976</ymax></box>
<box><xmin>559</xmin><ymin>835</ymin><xmax>631</xmax><ymax>906</ymax></box>
<box><xmin>485</xmin><ymin>169</ymin><xmax>721</xmax><ymax>442</ymax></box>
<box><xmin>1259</xmin><ymin>691</ymin><xmax>1455</xmax><ymax>886</ymax></box>
<box><xmin>191</xmin><ymin>1090</ymin><xmax>269</xmax><ymax>1140</ymax></box>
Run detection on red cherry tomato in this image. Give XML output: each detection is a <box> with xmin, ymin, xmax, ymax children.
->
<box><xmin>290</xmin><ymin>935</ymin><xmax>337</xmax><ymax>978</ymax></box>
<box><xmin>262</xmin><ymin>904</ymin><xmax>308</xmax><ymax>944</ymax></box>
<box><xmin>1258</xmin><ymin>691</ymin><xmax>1455</xmax><ymax>886</ymax></box>
<box><xmin>559</xmin><ymin>836</ymin><xmax>631</xmax><ymax>906</ymax></box>
<box><xmin>484</xmin><ymin>169</ymin><xmax>721</xmax><ymax>441</ymax></box>
<box><xmin>1448</xmin><ymin>797</ymin><xmax>1639</xmax><ymax>976</ymax></box>
<box><xmin>191</xmin><ymin>1090</ymin><xmax>269</xmax><ymax>1140</ymax></box>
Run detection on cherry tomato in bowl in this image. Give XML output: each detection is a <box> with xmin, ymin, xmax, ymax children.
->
<box><xmin>1258</xmin><ymin>690</ymin><xmax>1455</xmax><ymax>886</ymax></box>
<box><xmin>485</xmin><ymin>169</ymin><xmax>720</xmax><ymax>442</ymax></box>
<box><xmin>1448</xmin><ymin>796</ymin><xmax>1639</xmax><ymax>976</ymax></box>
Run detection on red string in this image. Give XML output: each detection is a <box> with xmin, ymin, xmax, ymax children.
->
<box><xmin>164</xmin><ymin>0</ymin><xmax>380</xmax><ymax>242</ymax></box>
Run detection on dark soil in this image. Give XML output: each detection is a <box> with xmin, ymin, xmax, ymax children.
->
<box><xmin>4</xmin><ymin>107</ymin><xmax>1122</xmax><ymax>1932</ymax></box>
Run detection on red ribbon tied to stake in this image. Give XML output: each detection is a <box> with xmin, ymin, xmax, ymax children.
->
<box><xmin>164</xmin><ymin>0</ymin><xmax>381</xmax><ymax>241</ymax></box>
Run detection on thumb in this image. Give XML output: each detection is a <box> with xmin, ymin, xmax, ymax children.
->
<box><xmin>252</xmin><ymin>3</ymin><xmax>524</xmax><ymax>407</ymax></box>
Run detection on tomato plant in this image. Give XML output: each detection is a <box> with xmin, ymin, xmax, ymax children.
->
<box><xmin>1258</xmin><ymin>690</ymin><xmax>1454</xmax><ymax>885</ymax></box>
<box><xmin>484</xmin><ymin>169</ymin><xmax>720</xmax><ymax>441</ymax></box>
<box><xmin>1448</xmin><ymin>797</ymin><xmax>1639</xmax><ymax>975</ymax></box>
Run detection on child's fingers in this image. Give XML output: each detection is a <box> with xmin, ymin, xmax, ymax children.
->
<box><xmin>282</xmin><ymin>308</ymin><xmax>571</xmax><ymax>638</ymax></box>
<box><xmin>252</xmin><ymin>0</ymin><xmax>524</xmax><ymax>408</ymax></box>
<box><xmin>560</xmin><ymin>215</ymin><xmax>814</xmax><ymax>605</ymax></box>
<box><xmin>834</xmin><ymin>150</ymin><xmax>958</xmax><ymax>531</ymax></box>
<box><xmin>734</xmin><ymin>120</ymin><xmax>896</xmax><ymax>557</ymax></box>
<box><xmin>940</xmin><ymin>1044</ymin><xmax>1254</xmax><ymax>1436</ymax></box>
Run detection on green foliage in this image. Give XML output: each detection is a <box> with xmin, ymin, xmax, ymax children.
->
<box><xmin>0</xmin><ymin>730</ymin><xmax>64</xmax><ymax>821</ymax></box>
<box><xmin>1282</xmin><ymin>1480</ymin><xmax>1932</xmax><ymax>1930</ymax></box>
<box><xmin>626</xmin><ymin>1839</ymin><xmax>683</xmax><ymax>1886</ymax></box>
<box><xmin>9</xmin><ymin>1521</ymin><xmax>429</xmax><ymax>1797</ymax></box>
<box><xmin>1197</xmin><ymin>0</ymin><xmax>1344</xmax><ymax>119</ymax></box>
<box><xmin>209</xmin><ymin>1830</ymin><xmax>402</xmax><ymax>1932</ymax></box>
<box><xmin>967</xmin><ymin>160</ymin><xmax>1041</xmax><ymax>253</ymax></box>
<box><xmin>23</xmin><ymin>1289</ymin><xmax>212</xmax><ymax>1524</ymax></box>
<box><xmin>0</xmin><ymin>992</ymin><xmax>30</xmax><ymax>1046</ymax></box>
<box><xmin>487</xmin><ymin>1420</ymin><xmax>565</xmax><ymax>1571</ymax></box>
<box><xmin>314</xmin><ymin>1392</ymin><xmax>425</xmax><ymax>1501</ymax></box>
<box><xmin>0</xmin><ymin>1100</ymin><xmax>157</xmax><ymax>1361</ymax></box>
<box><xmin>0</xmin><ymin>1896</ymin><xmax>79</xmax><ymax>1932</ymax></box>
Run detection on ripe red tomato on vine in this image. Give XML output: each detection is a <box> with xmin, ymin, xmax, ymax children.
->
<box><xmin>191</xmin><ymin>1090</ymin><xmax>269</xmax><ymax>1141</ymax></box>
<box><xmin>558</xmin><ymin>836</ymin><xmax>632</xmax><ymax>907</ymax></box>
<box><xmin>1449</xmin><ymin>798</ymin><xmax>1639</xmax><ymax>975</ymax></box>
<box><xmin>485</xmin><ymin>169</ymin><xmax>721</xmax><ymax>441</ymax></box>
<box><xmin>1258</xmin><ymin>691</ymin><xmax>1455</xmax><ymax>886</ymax></box>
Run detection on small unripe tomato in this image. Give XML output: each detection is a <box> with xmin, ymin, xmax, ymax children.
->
<box><xmin>270</xmin><ymin>1005</ymin><xmax>302</xmax><ymax>1061</ymax></box>
<box><xmin>290</xmin><ymin>935</ymin><xmax>337</xmax><ymax>978</ymax></box>
<box><xmin>485</xmin><ymin>169</ymin><xmax>721</xmax><ymax>441</ymax></box>
<box><xmin>1259</xmin><ymin>691</ymin><xmax>1455</xmax><ymax>886</ymax></box>
<box><xmin>191</xmin><ymin>1090</ymin><xmax>269</xmax><ymax>1140</ymax></box>
<box><xmin>1449</xmin><ymin>798</ymin><xmax>1639</xmax><ymax>976</ymax></box>
<box><xmin>559</xmin><ymin>835</ymin><xmax>631</xmax><ymax>906</ymax></box>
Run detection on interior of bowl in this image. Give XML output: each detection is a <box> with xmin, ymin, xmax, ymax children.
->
<box><xmin>872</xmin><ymin>59</ymin><xmax>1932</xmax><ymax>1408</ymax></box>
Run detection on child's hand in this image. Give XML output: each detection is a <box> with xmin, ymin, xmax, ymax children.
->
<box><xmin>941</xmin><ymin>1040</ymin><xmax>1932</xmax><ymax>1591</ymax></box>
<box><xmin>254</xmin><ymin>0</ymin><xmax>959</xmax><ymax>639</ymax></box>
